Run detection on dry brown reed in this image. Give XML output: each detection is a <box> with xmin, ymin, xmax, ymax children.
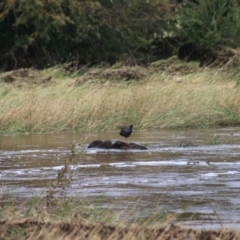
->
<box><xmin>1</xmin><ymin>66</ymin><xmax>240</xmax><ymax>134</ymax></box>
<box><xmin>1</xmin><ymin>218</ymin><xmax>240</xmax><ymax>240</ymax></box>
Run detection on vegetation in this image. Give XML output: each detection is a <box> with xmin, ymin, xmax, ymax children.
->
<box><xmin>1</xmin><ymin>0</ymin><xmax>240</xmax><ymax>70</ymax></box>
<box><xmin>1</xmin><ymin>211</ymin><xmax>240</xmax><ymax>239</ymax></box>
<box><xmin>178</xmin><ymin>0</ymin><xmax>240</xmax><ymax>50</ymax></box>
<box><xmin>0</xmin><ymin>0</ymin><xmax>177</xmax><ymax>69</ymax></box>
<box><xmin>1</xmin><ymin>1</ymin><xmax>240</xmax><ymax>237</ymax></box>
<box><xmin>1</xmin><ymin>57</ymin><xmax>240</xmax><ymax>135</ymax></box>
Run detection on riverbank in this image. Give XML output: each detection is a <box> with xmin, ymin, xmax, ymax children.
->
<box><xmin>1</xmin><ymin>217</ymin><xmax>240</xmax><ymax>240</ymax></box>
<box><xmin>1</xmin><ymin>192</ymin><xmax>240</xmax><ymax>240</ymax></box>
<box><xmin>1</xmin><ymin>58</ymin><xmax>240</xmax><ymax>135</ymax></box>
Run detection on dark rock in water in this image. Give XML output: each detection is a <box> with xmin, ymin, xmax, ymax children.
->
<box><xmin>88</xmin><ymin>140</ymin><xmax>112</xmax><ymax>149</ymax></box>
<box><xmin>88</xmin><ymin>140</ymin><xmax>147</xmax><ymax>150</ymax></box>
<box><xmin>111</xmin><ymin>141</ymin><xmax>129</xmax><ymax>149</ymax></box>
<box><xmin>128</xmin><ymin>143</ymin><xmax>147</xmax><ymax>150</ymax></box>
<box><xmin>99</xmin><ymin>140</ymin><xmax>112</xmax><ymax>149</ymax></box>
<box><xmin>88</xmin><ymin>140</ymin><xmax>104</xmax><ymax>148</ymax></box>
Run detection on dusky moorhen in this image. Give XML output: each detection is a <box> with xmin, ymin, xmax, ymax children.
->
<box><xmin>119</xmin><ymin>125</ymin><xmax>133</xmax><ymax>141</ymax></box>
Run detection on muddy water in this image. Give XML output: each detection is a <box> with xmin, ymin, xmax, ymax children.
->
<box><xmin>1</xmin><ymin>128</ymin><xmax>240</xmax><ymax>228</ymax></box>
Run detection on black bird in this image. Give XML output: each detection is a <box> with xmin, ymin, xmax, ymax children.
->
<box><xmin>119</xmin><ymin>125</ymin><xmax>133</xmax><ymax>141</ymax></box>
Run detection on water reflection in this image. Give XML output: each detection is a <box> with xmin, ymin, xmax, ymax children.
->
<box><xmin>1</xmin><ymin>128</ymin><xmax>240</xmax><ymax>228</ymax></box>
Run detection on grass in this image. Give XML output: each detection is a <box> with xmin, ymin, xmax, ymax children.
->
<box><xmin>1</xmin><ymin>63</ymin><xmax>240</xmax><ymax>135</ymax></box>
<box><xmin>2</xmin><ymin>213</ymin><xmax>240</xmax><ymax>240</ymax></box>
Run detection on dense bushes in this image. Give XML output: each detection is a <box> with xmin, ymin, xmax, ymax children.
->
<box><xmin>177</xmin><ymin>0</ymin><xmax>240</xmax><ymax>63</ymax></box>
<box><xmin>0</xmin><ymin>0</ymin><xmax>240</xmax><ymax>70</ymax></box>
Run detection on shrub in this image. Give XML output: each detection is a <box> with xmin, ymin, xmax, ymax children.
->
<box><xmin>0</xmin><ymin>0</ymin><xmax>177</xmax><ymax>70</ymax></box>
<box><xmin>178</xmin><ymin>0</ymin><xmax>240</xmax><ymax>50</ymax></box>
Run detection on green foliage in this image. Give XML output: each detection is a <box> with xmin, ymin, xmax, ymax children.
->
<box><xmin>178</xmin><ymin>0</ymin><xmax>240</xmax><ymax>50</ymax></box>
<box><xmin>2</xmin><ymin>0</ymin><xmax>240</xmax><ymax>69</ymax></box>
<box><xmin>0</xmin><ymin>0</ymin><xmax>176</xmax><ymax>69</ymax></box>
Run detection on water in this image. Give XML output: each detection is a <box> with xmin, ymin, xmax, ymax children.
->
<box><xmin>1</xmin><ymin>128</ymin><xmax>240</xmax><ymax>228</ymax></box>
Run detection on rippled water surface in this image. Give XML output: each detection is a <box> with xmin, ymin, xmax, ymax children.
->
<box><xmin>1</xmin><ymin>128</ymin><xmax>240</xmax><ymax>228</ymax></box>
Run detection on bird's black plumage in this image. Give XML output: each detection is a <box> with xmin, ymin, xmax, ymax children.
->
<box><xmin>119</xmin><ymin>125</ymin><xmax>133</xmax><ymax>140</ymax></box>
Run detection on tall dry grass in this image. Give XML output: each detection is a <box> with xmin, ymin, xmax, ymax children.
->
<box><xmin>1</xmin><ymin>66</ymin><xmax>240</xmax><ymax>134</ymax></box>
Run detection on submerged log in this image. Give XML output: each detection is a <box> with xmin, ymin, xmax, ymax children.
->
<box><xmin>88</xmin><ymin>140</ymin><xmax>147</xmax><ymax>150</ymax></box>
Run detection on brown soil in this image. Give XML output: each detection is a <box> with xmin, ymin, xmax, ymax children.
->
<box><xmin>1</xmin><ymin>68</ymin><xmax>52</xmax><ymax>87</ymax></box>
<box><xmin>217</xmin><ymin>47</ymin><xmax>240</xmax><ymax>70</ymax></box>
<box><xmin>74</xmin><ymin>66</ymin><xmax>146</xmax><ymax>85</ymax></box>
<box><xmin>147</xmin><ymin>56</ymin><xmax>199</xmax><ymax>75</ymax></box>
<box><xmin>2</xmin><ymin>48</ymin><xmax>240</xmax><ymax>88</ymax></box>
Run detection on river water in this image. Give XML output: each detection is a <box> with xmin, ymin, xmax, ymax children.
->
<box><xmin>1</xmin><ymin>128</ymin><xmax>240</xmax><ymax>228</ymax></box>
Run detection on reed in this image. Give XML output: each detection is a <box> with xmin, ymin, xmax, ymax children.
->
<box><xmin>1</xmin><ymin>66</ymin><xmax>240</xmax><ymax>134</ymax></box>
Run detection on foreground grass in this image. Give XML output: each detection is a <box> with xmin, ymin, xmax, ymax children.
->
<box><xmin>1</xmin><ymin>198</ymin><xmax>240</xmax><ymax>240</ymax></box>
<box><xmin>1</xmin><ymin>61</ymin><xmax>240</xmax><ymax>134</ymax></box>
<box><xmin>2</xmin><ymin>218</ymin><xmax>240</xmax><ymax>240</ymax></box>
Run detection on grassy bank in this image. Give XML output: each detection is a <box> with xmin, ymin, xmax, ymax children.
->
<box><xmin>2</xmin><ymin>213</ymin><xmax>240</xmax><ymax>240</ymax></box>
<box><xmin>1</xmin><ymin>60</ymin><xmax>240</xmax><ymax>134</ymax></box>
